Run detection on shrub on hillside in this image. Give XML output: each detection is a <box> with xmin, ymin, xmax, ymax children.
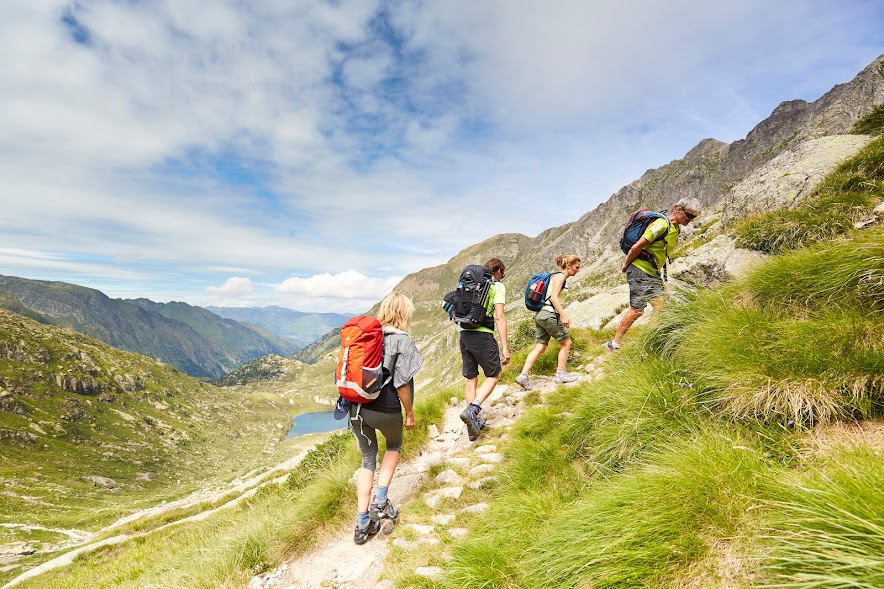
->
<box><xmin>852</xmin><ymin>101</ymin><xmax>884</xmax><ymax>135</ymax></box>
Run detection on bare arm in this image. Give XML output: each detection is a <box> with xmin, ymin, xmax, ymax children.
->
<box><xmin>621</xmin><ymin>237</ymin><xmax>651</xmax><ymax>272</ymax></box>
<box><xmin>396</xmin><ymin>381</ymin><xmax>415</xmax><ymax>430</ymax></box>
<box><xmin>548</xmin><ymin>273</ymin><xmax>570</xmax><ymax>327</ymax></box>
<box><xmin>494</xmin><ymin>303</ymin><xmax>510</xmax><ymax>366</ymax></box>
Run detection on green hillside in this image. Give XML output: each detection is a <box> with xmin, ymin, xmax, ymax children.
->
<box><xmin>0</xmin><ymin>276</ymin><xmax>297</xmax><ymax>378</ymax></box>
<box><xmin>0</xmin><ymin>308</ymin><xmax>314</xmax><ymax>582</ymax></box>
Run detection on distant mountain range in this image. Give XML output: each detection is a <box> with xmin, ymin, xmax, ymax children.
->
<box><xmin>205</xmin><ymin>306</ymin><xmax>349</xmax><ymax>348</ymax></box>
<box><xmin>0</xmin><ymin>276</ymin><xmax>299</xmax><ymax>378</ymax></box>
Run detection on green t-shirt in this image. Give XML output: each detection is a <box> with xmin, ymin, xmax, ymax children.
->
<box><xmin>632</xmin><ymin>218</ymin><xmax>680</xmax><ymax>277</ymax></box>
<box><xmin>461</xmin><ymin>281</ymin><xmax>506</xmax><ymax>334</ymax></box>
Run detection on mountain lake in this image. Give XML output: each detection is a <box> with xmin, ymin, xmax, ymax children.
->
<box><xmin>286</xmin><ymin>410</ymin><xmax>347</xmax><ymax>439</ymax></box>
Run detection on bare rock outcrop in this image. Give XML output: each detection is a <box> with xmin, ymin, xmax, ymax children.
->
<box><xmin>721</xmin><ymin>134</ymin><xmax>873</xmax><ymax>224</ymax></box>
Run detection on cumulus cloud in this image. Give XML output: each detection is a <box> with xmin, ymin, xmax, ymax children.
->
<box><xmin>206</xmin><ymin>277</ymin><xmax>254</xmax><ymax>296</ymax></box>
<box><xmin>275</xmin><ymin>270</ymin><xmax>401</xmax><ymax>300</ymax></box>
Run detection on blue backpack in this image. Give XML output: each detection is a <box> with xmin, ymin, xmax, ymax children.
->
<box><xmin>524</xmin><ymin>271</ymin><xmax>564</xmax><ymax>312</ymax></box>
<box><xmin>620</xmin><ymin>208</ymin><xmax>671</xmax><ymax>268</ymax></box>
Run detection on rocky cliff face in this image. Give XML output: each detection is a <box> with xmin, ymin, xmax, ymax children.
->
<box><xmin>389</xmin><ymin>54</ymin><xmax>884</xmax><ymax>343</ymax></box>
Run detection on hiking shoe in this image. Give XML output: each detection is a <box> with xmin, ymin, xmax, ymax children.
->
<box><xmin>603</xmin><ymin>341</ymin><xmax>620</xmax><ymax>353</ymax></box>
<box><xmin>515</xmin><ymin>373</ymin><xmax>531</xmax><ymax>390</ymax></box>
<box><xmin>353</xmin><ymin>518</ymin><xmax>380</xmax><ymax>545</ymax></box>
<box><xmin>554</xmin><ymin>370</ymin><xmax>578</xmax><ymax>384</ymax></box>
<box><xmin>460</xmin><ymin>406</ymin><xmax>482</xmax><ymax>441</ymax></box>
<box><xmin>370</xmin><ymin>498</ymin><xmax>398</xmax><ymax>521</ymax></box>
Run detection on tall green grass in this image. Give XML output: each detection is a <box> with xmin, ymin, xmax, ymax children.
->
<box><xmin>644</xmin><ymin>230</ymin><xmax>884</xmax><ymax>426</ymax></box>
<box><xmin>760</xmin><ymin>447</ymin><xmax>884</xmax><ymax>588</ymax></box>
<box><xmin>522</xmin><ymin>433</ymin><xmax>767</xmax><ymax>589</ymax></box>
<box><xmin>735</xmin><ymin>136</ymin><xmax>883</xmax><ymax>254</ymax></box>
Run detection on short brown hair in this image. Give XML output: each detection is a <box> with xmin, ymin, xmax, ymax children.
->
<box><xmin>485</xmin><ymin>258</ymin><xmax>505</xmax><ymax>274</ymax></box>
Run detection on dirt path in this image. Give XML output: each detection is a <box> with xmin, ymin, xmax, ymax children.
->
<box><xmin>1</xmin><ymin>446</ymin><xmax>318</xmax><ymax>589</ymax></box>
<box><xmin>251</xmin><ymin>367</ymin><xmax>600</xmax><ymax>589</ymax></box>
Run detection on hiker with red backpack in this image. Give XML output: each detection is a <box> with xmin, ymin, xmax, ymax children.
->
<box><xmin>603</xmin><ymin>197</ymin><xmax>701</xmax><ymax>352</ymax></box>
<box><xmin>515</xmin><ymin>254</ymin><xmax>582</xmax><ymax>390</ymax></box>
<box><xmin>336</xmin><ymin>293</ymin><xmax>423</xmax><ymax>545</ymax></box>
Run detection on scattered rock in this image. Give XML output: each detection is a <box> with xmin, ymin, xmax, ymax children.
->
<box><xmin>415</xmin><ymin>566</ymin><xmax>443</xmax><ymax>579</ymax></box>
<box><xmin>468</xmin><ymin>464</ymin><xmax>495</xmax><ymax>476</ymax></box>
<box><xmin>448</xmin><ymin>457</ymin><xmax>471</xmax><ymax>469</ymax></box>
<box><xmin>86</xmin><ymin>476</ymin><xmax>119</xmax><ymax>490</ymax></box>
<box><xmin>448</xmin><ymin>528</ymin><xmax>469</xmax><ymax>538</ymax></box>
<box><xmin>468</xmin><ymin>477</ymin><xmax>495</xmax><ymax>489</ymax></box>
<box><xmin>473</xmin><ymin>444</ymin><xmax>496</xmax><ymax>454</ymax></box>
<box><xmin>461</xmin><ymin>503</ymin><xmax>490</xmax><ymax>515</ymax></box>
<box><xmin>476</xmin><ymin>453</ymin><xmax>503</xmax><ymax>464</ymax></box>
<box><xmin>407</xmin><ymin>523</ymin><xmax>435</xmax><ymax>535</ymax></box>
<box><xmin>436</xmin><ymin>486</ymin><xmax>463</xmax><ymax>500</ymax></box>
<box><xmin>434</xmin><ymin>469</ymin><xmax>464</xmax><ymax>485</ymax></box>
<box><xmin>427</xmin><ymin>424</ymin><xmax>440</xmax><ymax>438</ymax></box>
<box><xmin>431</xmin><ymin>514</ymin><xmax>456</xmax><ymax>525</ymax></box>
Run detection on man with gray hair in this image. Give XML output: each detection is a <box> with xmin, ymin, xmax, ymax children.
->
<box><xmin>604</xmin><ymin>197</ymin><xmax>701</xmax><ymax>352</ymax></box>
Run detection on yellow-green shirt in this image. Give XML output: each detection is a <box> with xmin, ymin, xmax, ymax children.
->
<box><xmin>632</xmin><ymin>218</ymin><xmax>680</xmax><ymax>277</ymax></box>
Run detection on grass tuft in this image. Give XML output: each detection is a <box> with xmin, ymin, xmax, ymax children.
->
<box><xmin>852</xmin><ymin>101</ymin><xmax>884</xmax><ymax>135</ymax></box>
<box><xmin>760</xmin><ymin>447</ymin><xmax>884</xmax><ymax>588</ymax></box>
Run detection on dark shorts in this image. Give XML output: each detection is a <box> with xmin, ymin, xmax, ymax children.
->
<box><xmin>626</xmin><ymin>264</ymin><xmax>664</xmax><ymax>311</ymax></box>
<box><xmin>459</xmin><ymin>330</ymin><xmax>502</xmax><ymax>379</ymax></box>
<box><xmin>534</xmin><ymin>308</ymin><xmax>570</xmax><ymax>344</ymax></box>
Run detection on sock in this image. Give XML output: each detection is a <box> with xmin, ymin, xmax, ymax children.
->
<box><xmin>469</xmin><ymin>402</ymin><xmax>482</xmax><ymax>414</ymax></box>
<box><xmin>375</xmin><ymin>486</ymin><xmax>388</xmax><ymax>504</ymax></box>
<box><xmin>357</xmin><ymin>511</ymin><xmax>369</xmax><ymax>526</ymax></box>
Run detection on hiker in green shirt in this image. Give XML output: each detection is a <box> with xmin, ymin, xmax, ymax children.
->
<box><xmin>459</xmin><ymin>258</ymin><xmax>510</xmax><ymax>441</ymax></box>
<box><xmin>604</xmin><ymin>197</ymin><xmax>701</xmax><ymax>352</ymax></box>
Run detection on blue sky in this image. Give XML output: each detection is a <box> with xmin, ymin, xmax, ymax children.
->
<box><xmin>1</xmin><ymin>0</ymin><xmax>882</xmax><ymax>313</ymax></box>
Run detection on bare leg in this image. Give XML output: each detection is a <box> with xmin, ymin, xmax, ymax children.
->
<box><xmin>376</xmin><ymin>450</ymin><xmax>399</xmax><ymax>489</ymax></box>
<box><xmin>464</xmin><ymin>376</ymin><xmax>478</xmax><ymax>405</ymax></box>
<box><xmin>521</xmin><ymin>343</ymin><xmax>547</xmax><ymax>374</ymax></box>
<box><xmin>556</xmin><ymin>338</ymin><xmax>571</xmax><ymax>371</ymax></box>
<box><xmin>473</xmin><ymin>375</ymin><xmax>501</xmax><ymax>405</ymax></box>
<box><xmin>356</xmin><ymin>467</ymin><xmax>374</xmax><ymax>512</ymax></box>
<box><xmin>613</xmin><ymin>307</ymin><xmax>643</xmax><ymax>346</ymax></box>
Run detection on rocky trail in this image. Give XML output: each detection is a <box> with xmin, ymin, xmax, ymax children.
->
<box><xmin>250</xmin><ymin>360</ymin><xmax>605</xmax><ymax>589</ymax></box>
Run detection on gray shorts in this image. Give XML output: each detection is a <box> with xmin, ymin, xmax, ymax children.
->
<box><xmin>534</xmin><ymin>308</ymin><xmax>569</xmax><ymax>344</ymax></box>
<box><xmin>626</xmin><ymin>264</ymin><xmax>664</xmax><ymax>311</ymax></box>
<box><xmin>349</xmin><ymin>405</ymin><xmax>404</xmax><ymax>471</ymax></box>
<box><xmin>459</xmin><ymin>330</ymin><xmax>501</xmax><ymax>379</ymax></box>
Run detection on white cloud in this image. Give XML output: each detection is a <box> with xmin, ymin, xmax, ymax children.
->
<box><xmin>0</xmin><ymin>0</ymin><xmax>881</xmax><ymax>312</ymax></box>
<box><xmin>206</xmin><ymin>277</ymin><xmax>254</xmax><ymax>297</ymax></box>
<box><xmin>275</xmin><ymin>270</ymin><xmax>401</xmax><ymax>301</ymax></box>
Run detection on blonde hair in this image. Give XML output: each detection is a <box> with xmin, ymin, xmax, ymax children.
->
<box><xmin>556</xmin><ymin>254</ymin><xmax>581</xmax><ymax>270</ymax></box>
<box><xmin>377</xmin><ymin>293</ymin><xmax>415</xmax><ymax>331</ymax></box>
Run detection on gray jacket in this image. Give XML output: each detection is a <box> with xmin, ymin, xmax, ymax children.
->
<box><xmin>382</xmin><ymin>326</ymin><xmax>423</xmax><ymax>388</ymax></box>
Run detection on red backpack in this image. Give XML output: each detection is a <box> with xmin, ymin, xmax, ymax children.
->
<box><xmin>335</xmin><ymin>316</ymin><xmax>385</xmax><ymax>403</ymax></box>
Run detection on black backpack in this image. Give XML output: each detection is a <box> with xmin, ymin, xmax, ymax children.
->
<box><xmin>443</xmin><ymin>265</ymin><xmax>495</xmax><ymax>330</ymax></box>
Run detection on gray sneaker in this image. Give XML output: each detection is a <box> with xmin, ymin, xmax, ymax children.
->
<box><xmin>515</xmin><ymin>373</ymin><xmax>531</xmax><ymax>390</ymax></box>
<box><xmin>603</xmin><ymin>341</ymin><xmax>620</xmax><ymax>353</ymax></box>
<box><xmin>554</xmin><ymin>370</ymin><xmax>578</xmax><ymax>384</ymax></box>
<box><xmin>370</xmin><ymin>498</ymin><xmax>398</xmax><ymax>521</ymax></box>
